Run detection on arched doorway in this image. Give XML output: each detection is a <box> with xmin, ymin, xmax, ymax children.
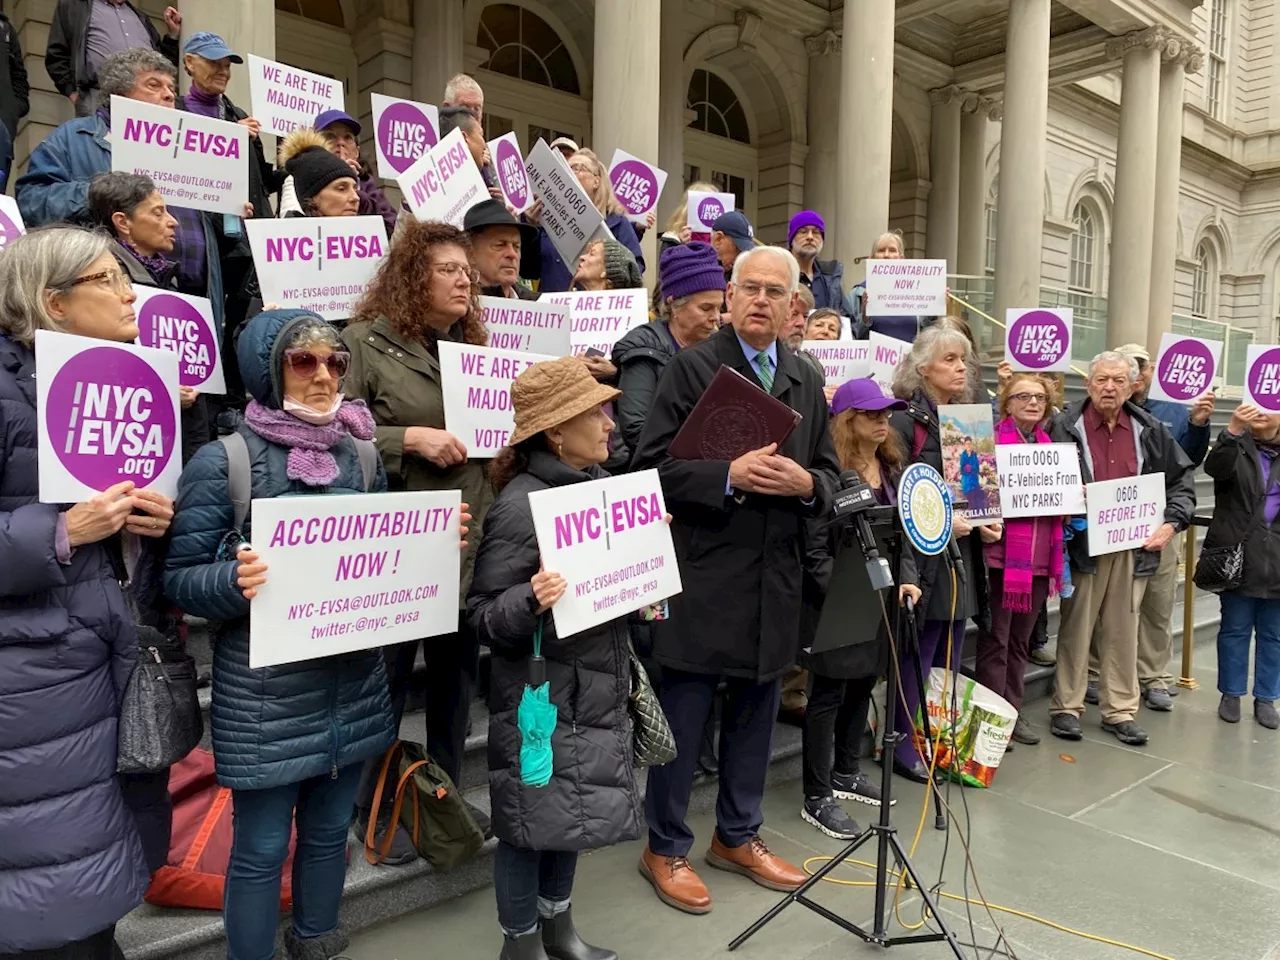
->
<box><xmin>683</xmin><ymin>67</ymin><xmax>757</xmax><ymax>223</ymax></box>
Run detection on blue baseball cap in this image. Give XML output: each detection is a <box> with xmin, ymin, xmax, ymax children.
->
<box><xmin>314</xmin><ymin>108</ymin><xmax>361</xmax><ymax>137</ymax></box>
<box><xmin>711</xmin><ymin>210</ymin><xmax>756</xmax><ymax>252</ymax></box>
<box><xmin>829</xmin><ymin>377</ymin><xmax>908</xmax><ymax>416</ymax></box>
<box><xmin>182</xmin><ymin>32</ymin><xmax>243</xmax><ymax>64</ymax></box>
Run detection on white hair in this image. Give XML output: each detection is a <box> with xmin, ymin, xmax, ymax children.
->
<box><xmin>443</xmin><ymin>73</ymin><xmax>482</xmax><ymax>104</ymax></box>
<box><xmin>1087</xmin><ymin>350</ymin><xmax>1138</xmax><ymax>382</ymax></box>
<box><xmin>730</xmin><ymin>245</ymin><xmax>800</xmax><ymax>295</ymax></box>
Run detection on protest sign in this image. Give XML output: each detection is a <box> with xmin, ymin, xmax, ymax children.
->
<box><xmin>0</xmin><ymin>195</ymin><xmax>25</xmax><ymax>250</ymax></box>
<box><xmin>438</xmin><ymin>342</ymin><xmax>556</xmax><ymax>457</ymax></box>
<box><xmin>246</xmin><ymin>215</ymin><xmax>387</xmax><ymax>322</ymax></box>
<box><xmin>867</xmin><ymin>331</ymin><xmax>905</xmax><ymax>392</ymax></box>
<box><xmin>398</xmin><ymin>127</ymin><xmax>488</xmax><ymax>228</ymax></box>
<box><xmin>608</xmin><ymin>148</ymin><xmax>667</xmax><ymax>225</ymax></box>
<box><xmin>1005</xmin><ymin>308</ymin><xmax>1073</xmax><ymax>373</ymax></box>
<box><xmin>939</xmin><ymin>404</ymin><xmax>1001</xmax><ymax>524</ymax></box>
<box><xmin>35</xmin><ymin>330</ymin><xmax>180</xmax><ymax>503</ymax></box>
<box><xmin>1147</xmin><ymin>333</ymin><xmax>1222</xmax><ymax>405</ymax></box>
<box><xmin>480</xmin><ymin>296</ymin><xmax>571</xmax><ymax>355</ymax></box>
<box><xmin>248</xmin><ymin>491</ymin><xmax>462</xmax><ymax>668</ymax></box>
<box><xmin>489</xmin><ymin>132</ymin><xmax>533</xmax><ymax>213</ymax></box>
<box><xmin>371</xmin><ymin>92</ymin><xmax>438</xmax><ymax>180</ymax></box>
<box><xmin>247</xmin><ymin>54</ymin><xmax>345</xmax><ymax>136</ymax></box>
<box><xmin>801</xmin><ymin>340</ymin><xmax>870</xmax><ymax>386</ymax></box>
<box><xmin>543</xmin><ymin>289</ymin><xmax>648</xmax><ymax>356</ymax></box>
<box><xmin>1086</xmin><ymin>474</ymin><xmax>1165</xmax><ymax>557</ymax></box>
<box><xmin>864</xmin><ymin>259</ymin><xmax>948</xmax><ymax>316</ymax></box>
<box><xmin>110</xmin><ymin>96</ymin><xmax>249</xmax><ymax>217</ymax></box>
<box><xmin>687</xmin><ymin>190</ymin><xmax>734</xmax><ymax>232</ymax></box>
<box><xmin>528</xmin><ymin>470</ymin><xmax>682</xmax><ymax>638</ymax></box>
<box><xmin>996</xmin><ymin>443</ymin><xmax>1086</xmax><ymax>519</ymax></box>
<box><xmin>1246</xmin><ymin>344</ymin><xmax>1280</xmax><ymax>412</ymax></box>
<box><xmin>134</xmin><ymin>288</ymin><xmax>224</xmax><ymax>393</ymax></box>
<box><xmin>524</xmin><ymin>138</ymin><xmax>603</xmax><ymax>269</ymax></box>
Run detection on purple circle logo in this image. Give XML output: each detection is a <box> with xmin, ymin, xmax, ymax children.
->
<box><xmin>44</xmin><ymin>346</ymin><xmax>177</xmax><ymax>490</ymax></box>
<box><xmin>137</xmin><ymin>293</ymin><xmax>217</xmax><ymax>388</ymax></box>
<box><xmin>696</xmin><ymin>196</ymin><xmax>724</xmax><ymax>227</ymax></box>
<box><xmin>1008</xmin><ymin>310</ymin><xmax>1069</xmax><ymax>369</ymax></box>
<box><xmin>495</xmin><ymin>138</ymin><xmax>528</xmax><ymax>209</ymax></box>
<box><xmin>0</xmin><ymin>209</ymin><xmax>23</xmax><ymax>249</ymax></box>
<box><xmin>1248</xmin><ymin>347</ymin><xmax>1280</xmax><ymax>412</ymax></box>
<box><xmin>1155</xmin><ymin>338</ymin><xmax>1214</xmax><ymax>402</ymax></box>
<box><xmin>376</xmin><ymin>102</ymin><xmax>436</xmax><ymax>174</ymax></box>
<box><xmin>610</xmin><ymin>160</ymin><xmax>657</xmax><ymax>218</ymax></box>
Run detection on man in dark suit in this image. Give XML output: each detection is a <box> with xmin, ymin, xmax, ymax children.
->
<box><xmin>632</xmin><ymin>244</ymin><xmax>841</xmax><ymax>914</ymax></box>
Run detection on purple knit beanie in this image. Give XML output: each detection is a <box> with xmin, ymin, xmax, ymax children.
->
<box><xmin>788</xmin><ymin>210</ymin><xmax>826</xmax><ymax>248</ymax></box>
<box><xmin>659</xmin><ymin>241</ymin><xmax>726</xmax><ymax>301</ymax></box>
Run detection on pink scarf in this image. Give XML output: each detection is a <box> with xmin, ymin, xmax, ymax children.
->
<box><xmin>243</xmin><ymin>398</ymin><xmax>376</xmax><ymax>487</ymax></box>
<box><xmin>995</xmin><ymin>417</ymin><xmax>1064</xmax><ymax>612</ymax></box>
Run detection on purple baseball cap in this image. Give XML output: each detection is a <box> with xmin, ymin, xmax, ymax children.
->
<box><xmin>829</xmin><ymin>377</ymin><xmax>907</xmax><ymax>416</ymax></box>
<box><xmin>315</xmin><ymin>109</ymin><xmax>361</xmax><ymax>136</ymax></box>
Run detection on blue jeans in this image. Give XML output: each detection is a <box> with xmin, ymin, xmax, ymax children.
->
<box><xmin>1217</xmin><ymin>593</ymin><xmax>1280</xmax><ymax>701</ymax></box>
<box><xmin>493</xmin><ymin>841</ymin><xmax>577</xmax><ymax>938</ymax></box>
<box><xmin>224</xmin><ymin>763</ymin><xmax>363</xmax><ymax>960</ymax></box>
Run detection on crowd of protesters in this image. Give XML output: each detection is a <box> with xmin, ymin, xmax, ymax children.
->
<box><xmin>1</xmin><ymin>28</ymin><xmax>1275</xmax><ymax>960</ymax></box>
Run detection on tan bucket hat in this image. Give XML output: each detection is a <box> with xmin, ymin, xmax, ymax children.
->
<box><xmin>510</xmin><ymin>357</ymin><xmax>621</xmax><ymax>446</ymax></box>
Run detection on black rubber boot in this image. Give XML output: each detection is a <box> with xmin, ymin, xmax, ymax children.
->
<box><xmin>541</xmin><ymin>908</ymin><xmax>617</xmax><ymax>960</ymax></box>
<box><xmin>284</xmin><ymin>926</ymin><xmax>350</xmax><ymax>960</ymax></box>
<box><xmin>500</xmin><ymin>929</ymin><xmax>550</xmax><ymax>960</ymax></box>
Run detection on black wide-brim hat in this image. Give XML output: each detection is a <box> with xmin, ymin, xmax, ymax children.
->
<box><xmin>463</xmin><ymin>198</ymin><xmax>539</xmax><ymax>247</ymax></box>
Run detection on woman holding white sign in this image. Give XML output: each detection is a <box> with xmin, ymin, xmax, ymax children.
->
<box><xmin>468</xmin><ymin>357</ymin><xmax>639</xmax><ymax>960</ymax></box>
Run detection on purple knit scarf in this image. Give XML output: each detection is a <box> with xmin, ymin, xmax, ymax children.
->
<box><xmin>243</xmin><ymin>398</ymin><xmax>376</xmax><ymax>487</ymax></box>
<box><xmin>994</xmin><ymin>417</ymin><xmax>1064</xmax><ymax>612</ymax></box>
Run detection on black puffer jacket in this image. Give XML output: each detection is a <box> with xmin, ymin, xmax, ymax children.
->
<box><xmin>467</xmin><ymin>450</ymin><xmax>641</xmax><ymax>852</ymax></box>
<box><xmin>1203</xmin><ymin>428</ymin><xmax>1280</xmax><ymax>599</ymax></box>
<box><xmin>612</xmin><ymin>320</ymin><xmax>677</xmax><ymax>456</ymax></box>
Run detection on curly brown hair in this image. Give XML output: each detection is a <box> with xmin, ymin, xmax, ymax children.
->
<box><xmin>352</xmin><ymin>220</ymin><xmax>487</xmax><ymax>346</ymax></box>
<box><xmin>996</xmin><ymin>371</ymin><xmax>1063</xmax><ymax>422</ymax></box>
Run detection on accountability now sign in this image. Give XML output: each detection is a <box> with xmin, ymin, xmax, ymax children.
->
<box><xmin>110</xmin><ymin>96</ymin><xmax>249</xmax><ymax>217</ymax></box>
<box><xmin>35</xmin><ymin>330</ymin><xmax>180</xmax><ymax>502</ymax></box>
<box><xmin>248</xmin><ymin>54</ymin><xmax>345</xmax><ymax>136</ymax></box>
<box><xmin>867</xmin><ymin>331</ymin><xmax>905</xmax><ymax>392</ymax></box>
<box><xmin>528</xmin><ymin>469</ymin><xmax>682</xmax><ymax>638</ymax></box>
<box><xmin>399</xmin><ymin>127</ymin><xmax>488</xmax><ymax>228</ymax></box>
<box><xmin>479</xmin><ymin>296</ymin><xmax>571</xmax><ymax>355</ymax></box>
<box><xmin>246</xmin><ymin>215</ymin><xmax>387</xmax><ymax>321</ymax></box>
<box><xmin>995</xmin><ymin>443</ymin><xmax>1086</xmax><ymax>519</ymax></box>
<box><xmin>370</xmin><ymin>92</ymin><xmax>438</xmax><ymax>180</ymax></box>
<box><xmin>134</xmin><ymin>288</ymin><xmax>224</xmax><ymax>393</ymax></box>
<box><xmin>439</xmin><ymin>342</ymin><xmax>556</xmax><ymax>457</ymax></box>
<box><xmin>1086</xmin><ymin>474</ymin><xmax>1165</xmax><ymax>558</ymax></box>
<box><xmin>0</xmin><ymin>196</ymin><xmax>25</xmax><ymax>250</ymax></box>
<box><xmin>543</xmin><ymin>289</ymin><xmax>648</xmax><ymax>356</ymax></box>
<box><xmin>1005</xmin><ymin>308</ymin><xmax>1073</xmax><ymax>374</ymax></box>
<box><xmin>249</xmin><ymin>491</ymin><xmax>462</xmax><ymax>668</ymax></box>
<box><xmin>1148</xmin><ymin>333</ymin><xmax>1222</xmax><ymax>405</ymax></box>
<box><xmin>525</xmin><ymin>138</ymin><xmax>604</xmax><ymax>269</ymax></box>
<box><xmin>608</xmin><ymin>149</ymin><xmax>666</xmax><ymax>226</ymax></box>
<box><xmin>687</xmin><ymin>190</ymin><xmax>734</xmax><ymax>232</ymax></box>
<box><xmin>1246</xmin><ymin>345</ymin><xmax>1280</xmax><ymax>412</ymax></box>
<box><xmin>489</xmin><ymin>133</ymin><xmax>533</xmax><ymax>214</ymax></box>
<box><xmin>802</xmin><ymin>341</ymin><xmax>870</xmax><ymax>387</ymax></box>
<box><xmin>865</xmin><ymin>259</ymin><xmax>948</xmax><ymax>317</ymax></box>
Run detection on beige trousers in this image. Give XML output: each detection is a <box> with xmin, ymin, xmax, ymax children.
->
<box><xmin>1054</xmin><ymin>550</ymin><xmax>1148</xmax><ymax>723</ymax></box>
<box><xmin>1088</xmin><ymin>536</ymin><xmax>1180</xmax><ymax>690</ymax></box>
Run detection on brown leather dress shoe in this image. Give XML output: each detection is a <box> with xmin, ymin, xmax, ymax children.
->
<box><xmin>706</xmin><ymin>834</ymin><xmax>806</xmax><ymax>892</ymax></box>
<box><xmin>638</xmin><ymin>846</ymin><xmax>712</xmax><ymax>915</ymax></box>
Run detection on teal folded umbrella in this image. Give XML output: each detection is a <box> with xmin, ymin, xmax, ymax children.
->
<box><xmin>518</xmin><ymin>616</ymin><xmax>556</xmax><ymax>787</ymax></box>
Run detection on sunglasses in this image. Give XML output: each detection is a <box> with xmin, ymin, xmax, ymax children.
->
<box><xmin>284</xmin><ymin>349</ymin><xmax>350</xmax><ymax>379</ymax></box>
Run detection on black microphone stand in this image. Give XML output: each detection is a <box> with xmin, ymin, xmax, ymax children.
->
<box><xmin>728</xmin><ymin>522</ymin><xmax>965</xmax><ymax>958</ymax></box>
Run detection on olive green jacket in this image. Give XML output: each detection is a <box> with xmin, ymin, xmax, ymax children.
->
<box><xmin>342</xmin><ymin>314</ymin><xmax>494</xmax><ymax>603</ymax></box>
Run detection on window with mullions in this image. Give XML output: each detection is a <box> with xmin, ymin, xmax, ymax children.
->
<box><xmin>1192</xmin><ymin>241</ymin><xmax>1212</xmax><ymax>318</ymax></box>
<box><xmin>1069</xmin><ymin>203</ymin><xmax>1096</xmax><ymax>293</ymax></box>
<box><xmin>686</xmin><ymin>69</ymin><xmax>750</xmax><ymax>144</ymax></box>
<box><xmin>477</xmin><ymin>3</ymin><xmax>580</xmax><ymax>94</ymax></box>
<box><xmin>1206</xmin><ymin>0</ymin><xmax>1227</xmax><ymax>120</ymax></box>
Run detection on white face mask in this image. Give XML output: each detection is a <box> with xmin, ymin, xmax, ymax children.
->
<box><xmin>283</xmin><ymin>393</ymin><xmax>342</xmax><ymax>425</ymax></box>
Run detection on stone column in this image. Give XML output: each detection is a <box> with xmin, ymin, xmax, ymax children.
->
<box><xmin>993</xmin><ymin>0</ymin><xmax>1050</xmax><ymax>319</ymax></box>
<box><xmin>1107</xmin><ymin>27</ymin><xmax>1165</xmax><ymax>348</ymax></box>
<box><xmin>803</xmin><ymin>30</ymin><xmax>842</xmax><ymax>248</ymax></box>
<box><xmin>178</xmin><ymin>0</ymin><xmax>276</xmax><ymax>107</ymax></box>
<box><xmin>412</xmin><ymin>0</ymin><xmax>465</xmax><ymax>105</ymax></box>
<box><xmin>956</xmin><ymin>95</ymin><xmax>994</xmax><ymax>276</ymax></box>
<box><xmin>925</xmin><ymin>85</ymin><xmax>964</xmax><ymax>268</ymax></box>
<box><xmin>1147</xmin><ymin>40</ymin><xmax>1202</xmax><ymax>352</ymax></box>
<box><xmin>657</xmin><ymin>0</ymin><xmax>685</xmax><ymax>228</ymax></box>
<box><xmin>835</xmin><ymin>0</ymin><xmax>895</xmax><ymax>275</ymax></box>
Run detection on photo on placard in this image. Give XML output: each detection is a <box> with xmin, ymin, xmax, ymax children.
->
<box><xmin>938</xmin><ymin>403</ymin><xmax>1001</xmax><ymax>524</ymax></box>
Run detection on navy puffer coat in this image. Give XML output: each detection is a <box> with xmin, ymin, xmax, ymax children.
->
<box><xmin>163</xmin><ymin>311</ymin><xmax>395</xmax><ymax>790</ymax></box>
<box><xmin>0</xmin><ymin>334</ymin><xmax>148</xmax><ymax>952</ymax></box>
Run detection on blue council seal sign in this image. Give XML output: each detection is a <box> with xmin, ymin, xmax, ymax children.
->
<box><xmin>898</xmin><ymin>462</ymin><xmax>952</xmax><ymax>556</ymax></box>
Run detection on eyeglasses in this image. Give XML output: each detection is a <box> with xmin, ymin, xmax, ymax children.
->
<box><xmin>568</xmin><ymin>163</ymin><xmax>595</xmax><ymax>176</ymax></box>
<box><xmin>430</xmin><ymin>261</ymin><xmax>479</xmax><ymax>285</ymax></box>
<box><xmin>736</xmin><ymin>281</ymin><xmax>790</xmax><ymax>302</ymax></box>
<box><xmin>1009</xmin><ymin>393</ymin><xmax>1048</xmax><ymax>405</ymax></box>
<box><xmin>63</xmin><ymin>269</ymin><xmax>132</xmax><ymax>296</ymax></box>
<box><xmin>854</xmin><ymin>409</ymin><xmax>892</xmax><ymax>421</ymax></box>
<box><xmin>284</xmin><ymin>349</ymin><xmax>350</xmax><ymax>379</ymax></box>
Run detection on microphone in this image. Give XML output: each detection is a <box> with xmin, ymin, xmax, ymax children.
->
<box><xmin>833</xmin><ymin>471</ymin><xmax>895</xmax><ymax>592</ymax></box>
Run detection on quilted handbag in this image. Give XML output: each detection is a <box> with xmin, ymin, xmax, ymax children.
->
<box><xmin>118</xmin><ymin>626</ymin><xmax>203</xmax><ymax>774</ymax></box>
<box><xmin>626</xmin><ymin>642</ymin><xmax>677</xmax><ymax>767</ymax></box>
<box><xmin>1192</xmin><ymin>542</ymin><xmax>1244</xmax><ymax>594</ymax></box>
